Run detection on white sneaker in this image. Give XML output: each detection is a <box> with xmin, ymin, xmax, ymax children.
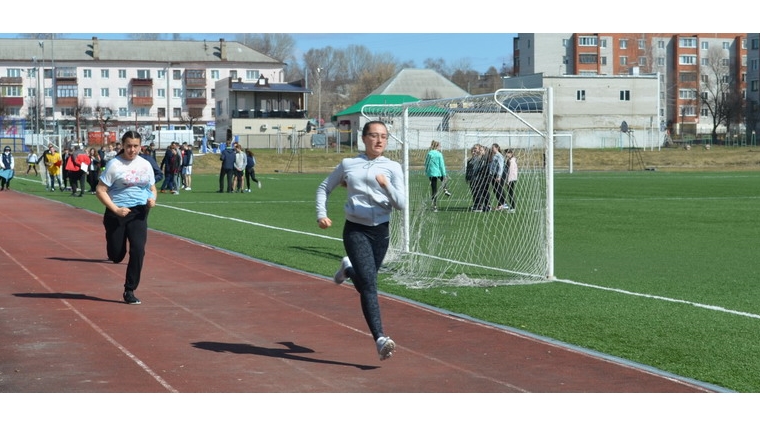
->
<box><xmin>444</xmin><ymin>189</ymin><xmax>452</xmax><ymax>197</ymax></box>
<box><xmin>185</xmin><ymin>187</ymin><xmax>191</xmax><ymax>191</ymax></box>
<box><xmin>333</xmin><ymin>256</ymin><xmax>351</xmax><ymax>284</ymax></box>
<box><xmin>245</xmin><ymin>188</ymin><xmax>251</xmax><ymax>193</ymax></box>
<box><xmin>172</xmin><ymin>191</ymin><xmax>179</xmax><ymax>195</ymax></box>
<box><xmin>376</xmin><ymin>336</ymin><xmax>396</xmax><ymax>361</ymax></box>
<box><xmin>257</xmin><ymin>181</ymin><xmax>262</xmax><ymax>189</ymax></box>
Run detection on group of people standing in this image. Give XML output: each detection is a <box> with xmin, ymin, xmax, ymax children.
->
<box><xmin>159</xmin><ymin>141</ymin><xmax>194</xmax><ymax>195</ymax></box>
<box><xmin>218</xmin><ymin>140</ymin><xmax>260</xmax><ymax>193</ymax></box>
<box><xmin>465</xmin><ymin>143</ymin><xmax>518</xmax><ymax>213</ymax></box>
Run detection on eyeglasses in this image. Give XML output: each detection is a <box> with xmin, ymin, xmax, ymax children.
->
<box><xmin>365</xmin><ymin>133</ymin><xmax>388</xmax><ymax>140</ymax></box>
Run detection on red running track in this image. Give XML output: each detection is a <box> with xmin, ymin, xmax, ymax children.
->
<box><xmin>0</xmin><ymin>190</ymin><xmax>726</xmax><ymax>393</ymax></box>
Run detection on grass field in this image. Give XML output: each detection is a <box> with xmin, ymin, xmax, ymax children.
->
<box><xmin>8</xmin><ymin>147</ymin><xmax>760</xmax><ymax>392</ymax></box>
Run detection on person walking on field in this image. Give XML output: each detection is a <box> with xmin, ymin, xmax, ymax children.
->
<box><xmin>424</xmin><ymin>140</ymin><xmax>451</xmax><ymax>212</ymax></box>
<box><xmin>504</xmin><ymin>149</ymin><xmax>518</xmax><ymax>212</ymax></box>
<box><xmin>244</xmin><ymin>148</ymin><xmax>261</xmax><ymax>192</ymax></box>
<box><xmin>489</xmin><ymin>143</ymin><xmax>507</xmax><ymax>210</ymax></box>
<box><xmin>26</xmin><ymin>148</ymin><xmax>39</xmax><ymax>175</ymax></box>
<box><xmin>316</xmin><ymin>120</ymin><xmax>407</xmax><ymax>361</ymax></box>
<box><xmin>95</xmin><ymin>131</ymin><xmax>157</xmax><ymax>305</ymax></box>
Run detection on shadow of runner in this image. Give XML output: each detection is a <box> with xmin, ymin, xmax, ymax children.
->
<box><xmin>13</xmin><ymin>292</ymin><xmax>121</xmax><ymax>304</ymax></box>
<box><xmin>192</xmin><ymin>341</ymin><xmax>378</xmax><ymax>371</ymax></box>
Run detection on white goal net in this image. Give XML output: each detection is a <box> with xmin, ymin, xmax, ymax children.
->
<box><xmin>361</xmin><ymin>89</ymin><xmax>554</xmax><ymax>288</ymax></box>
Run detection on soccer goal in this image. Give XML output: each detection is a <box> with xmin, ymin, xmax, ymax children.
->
<box><xmin>361</xmin><ymin>88</ymin><xmax>554</xmax><ymax>288</ymax></box>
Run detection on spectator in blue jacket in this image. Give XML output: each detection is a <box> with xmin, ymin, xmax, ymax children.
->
<box><xmin>217</xmin><ymin>140</ymin><xmax>236</xmax><ymax>193</ymax></box>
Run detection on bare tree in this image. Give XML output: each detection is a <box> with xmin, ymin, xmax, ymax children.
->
<box><xmin>700</xmin><ymin>45</ymin><xmax>737</xmax><ymax>143</ymax></box>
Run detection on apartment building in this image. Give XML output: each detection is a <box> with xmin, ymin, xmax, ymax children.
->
<box><xmin>513</xmin><ymin>33</ymin><xmax>747</xmax><ymax>139</ymax></box>
<box><xmin>747</xmin><ymin>33</ymin><xmax>760</xmax><ymax>140</ymax></box>
<box><xmin>0</xmin><ymin>37</ymin><xmax>305</xmax><ymax>145</ymax></box>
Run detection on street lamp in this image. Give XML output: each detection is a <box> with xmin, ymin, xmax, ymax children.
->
<box><xmin>316</xmin><ymin>67</ymin><xmax>322</xmax><ymax>131</ymax></box>
<box><xmin>38</xmin><ymin>41</ymin><xmax>45</xmax><ymax>134</ymax></box>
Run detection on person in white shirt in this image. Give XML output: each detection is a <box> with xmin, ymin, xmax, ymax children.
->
<box><xmin>95</xmin><ymin>131</ymin><xmax>157</xmax><ymax>305</ymax></box>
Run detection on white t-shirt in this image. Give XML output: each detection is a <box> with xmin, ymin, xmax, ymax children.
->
<box><xmin>99</xmin><ymin>155</ymin><xmax>155</xmax><ymax>207</ymax></box>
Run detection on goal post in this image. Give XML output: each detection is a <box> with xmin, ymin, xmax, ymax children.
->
<box><xmin>361</xmin><ymin>88</ymin><xmax>554</xmax><ymax>288</ymax></box>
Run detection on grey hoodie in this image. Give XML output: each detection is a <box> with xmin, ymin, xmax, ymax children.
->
<box><xmin>316</xmin><ymin>154</ymin><xmax>406</xmax><ymax>227</ymax></box>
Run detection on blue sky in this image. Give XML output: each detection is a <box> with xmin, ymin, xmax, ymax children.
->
<box><xmin>0</xmin><ymin>33</ymin><xmax>516</xmax><ymax>73</ymax></box>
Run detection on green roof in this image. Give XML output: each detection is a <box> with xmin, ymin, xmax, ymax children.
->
<box><xmin>333</xmin><ymin>94</ymin><xmax>453</xmax><ymax>120</ymax></box>
<box><xmin>333</xmin><ymin>94</ymin><xmax>420</xmax><ymax>117</ymax></box>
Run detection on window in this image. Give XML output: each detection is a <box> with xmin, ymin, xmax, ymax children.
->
<box><xmin>680</xmin><ymin>72</ymin><xmax>697</xmax><ymax>82</ymax></box>
<box><xmin>681</xmin><ymin>106</ymin><xmax>695</xmax><ymax>116</ymax></box>
<box><xmin>136</xmin><ymin>108</ymin><xmax>150</xmax><ymax>117</ymax></box>
<box><xmin>723</xmin><ymin>42</ymin><xmax>730</xmax><ymax>49</ymax></box>
<box><xmin>83</xmin><ymin>88</ymin><xmax>92</xmax><ymax>98</ymax></box>
<box><xmin>562</xmin><ymin>39</ymin><xmax>568</xmax><ymax>47</ymax></box>
<box><xmin>173</xmin><ymin>70</ymin><xmax>182</xmax><ymax>80</ymax></box>
<box><xmin>579</xmin><ymin>54</ymin><xmax>597</xmax><ymax>64</ymax></box>
<box><xmin>701</xmin><ymin>74</ymin><xmax>709</xmax><ymax>83</ymax></box>
<box><xmin>157</xmin><ymin>107</ymin><xmax>166</xmax><ymax>118</ymax></box>
<box><xmin>752</xmin><ymin>38</ymin><xmax>760</xmax><ymax>50</ymax></box>
<box><xmin>83</xmin><ymin>69</ymin><xmax>92</xmax><ymax>78</ymax></box>
<box><xmin>101</xmin><ymin>69</ymin><xmax>109</xmax><ymax>78</ymax></box>
<box><xmin>27</xmin><ymin>87</ymin><xmax>36</xmax><ymax>97</ymax></box>
<box><xmin>246</xmin><ymin>70</ymin><xmax>260</xmax><ymax>80</ymax></box>
<box><xmin>619</xmin><ymin>39</ymin><xmax>628</xmax><ymax>49</ymax></box>
<box><xmin>6</xmin><ymin>107</ymin><xmax>20</xmax><ymax>116</ymax></box>
<box><xmin>173</xmin><ymin>88</ymin><xmax>182</xmax><ymax>98</ymax></box>
<box><xmin>578</xmin><ymin>36</ymin><xmax>597</xmax><ymax>46</ymax></box>
<box><xmin>2</xmin><ymin>86</ymin><xmax>22</xmax><ymax>96</ymax></box>
<box><xmin>118</xmin><ymin>69</ymin><xmax>127</xmax><ymax>78</ymax></box>
<box><xmin>656</xmin><ymin>57</ymin><xmax>665</xmax><ymax>66</ymax></box>
<box><xmin>679</xmin><ymin>89</ymin><xmax>697</xmax><ymax>99</ymax></box>
<box><xmin>657</xmin><ymin>40</ymin><xmax>665</xmax><ymax>49</ymax></box>
<box><xmin>576</xmin><ymin>90</ymin><xmax>586</xmax><ymax>101</ymax></box>
<box><xmin>173</xmin><ymin>107</ymin><xmax>182</xmax><ymax>118</ymax></box>
<box><xmin>157</xmin><ymin>88</ymin><xmax>166</xmax><ymax>98</ymax></box>
<box><xmin>186</xmin><ymin>69</ymin><xmax>205</xmax><ymax>79</ymax></box>
<box><xmin>229</xmin><ymin>70</ymin><xmax>238</xmax><ymax>79</ymax></box>
<box><xmin>211</xmin><ymin>70</ymin><xmax>220</xmax><ymax>80</ymax></box>
<box><xmin>119</xmin><ymin>88</ymin><xmax>128</xmax><ymax>97</ymax></box>
<box><xmin>751</xmin><ymin>80</ymin><xmax>758</xmax><ymax>92</ymax></box>
<box><xmin>701</xmin><ymin>91</ymin><xmax>709</xmax><ymax>100</ymax></box>
<box><xmin>701</xmin><ymin>58</ymin><xmax>709</xmax><ymax>66</ymax></box>
<box><xmin>679</xmin><ymin>55</ymin><xmax>697</xmax><ymax>65</ymax></box>
<box><xmin>620</xmin><ymin>56</ymin><xmax>628</xmax><ymax>65</ymax></box>
<box><xmin>751</xmin><ymin>59</ymin><xmax>759</xmax><ymax>70</ymax></box>
<box><xmin>721</xmin><ymin>58</ymin><xmax>729</xmax><ymax>66</ymax></box>
<box><xmin>186</xmin><ymin>89</ymin><xmax>205</xmax><ymax>99</ymax></box>
<box><xmin>57</xmin><ymin>84</ymin><xmax>77</xmax><ymax>98</ymax></box>
<box><xmin>679</xmin><ymin>37</ymin><xmax>697</xmax><ymax>48</ymax></box>
<box><xmin>101</xmin><ymin>88</ymin><xmax>109</xmax><ymax>97</ymax></box>
<box><xmin>119</xmin><ymin>107</ymin><xmax>128</xmax><ymax>117</ymax></box>
<box><xmin>6</xmin><ymin>68</ymin><xmax>22</xmax><ymax>77</ymax></box>
<box><xmin>137</xmin><ymin>69</ymin><xmax>150</xmax><ymax>79</ymax></box>
<box><xmin>61</xmin><ymin>107</ymin><xmax>75</xmax><ymax>116</ymax></box>
<box><xmin>638</xmin><ymin>57</ymin><xmax>647</xmax><ymax>66</ymax></box>
<box><xmin>600</xmin><ymin>39</ymin><xmax>607</xmax><ymax>48</ymax></box>
<box><xmin>157</xmin><ymin>69</ymin><xmax>166</xmax><ymax>79</ymax></box>
<box><xmin>601</xmin><ymin>56</ymin><xmax>607</xmax><ymax>65</ymax></box>
<box><xmin>638</xmin><ymin>39</ymin><xmax>646</xmax><ymax>50</ymax></box>
<box><xmin>620</xmin><ymin>90</ymin><xmax>630</xmax><ymax>101</ymax></box>
<box><xmin>742</xmin><ymin>55</ymin><xmax>747</xmax><ymax>67</ymax></box>
<box><xmin>701</xmin><ymin>108</ymin><xmax>709</xmax><ymax>117</ymax></box>
<box><xmin>701</xmin><ymin>41</ymin><xmax>709</xmax><ymax>50</ymax></box>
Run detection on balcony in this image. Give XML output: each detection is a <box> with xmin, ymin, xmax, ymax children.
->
<box><xmin>130</xmin><ymin>78</ymin><xmax>153</xmax><ymax>87</ymax></box>
<box><xmin>131</xmin><ymin>96</ymin><xmax>154</xmax><ymax>107</ymax></box>
<box><xmin>56</xmin><ymin>97</ymin><xmax>78</xmax><ymax>107</ymax></box>
<box><xmin>0</xmin><ymin>77</ymin><xmax>22</xmax><ymax>85</ymax></box>
<box><xmin>186</xmin><ymin>97</ymin><xmax>207</xmax><ymax>106</ymax></box>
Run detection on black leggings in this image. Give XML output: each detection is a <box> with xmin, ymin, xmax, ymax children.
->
<box><xmin>103</xmin><ymin>205</ymin><xmax>149</xmax><ymax>291</ymax></box>
<box><xmin>342</xmin><ymin>220</ymin><xmax>390</xmax><ymax>341</ymax></box>
<box><xmin>245</xmin><ymin>167</ymin><xmax>259</xmax><ymax>189</ymax></box>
